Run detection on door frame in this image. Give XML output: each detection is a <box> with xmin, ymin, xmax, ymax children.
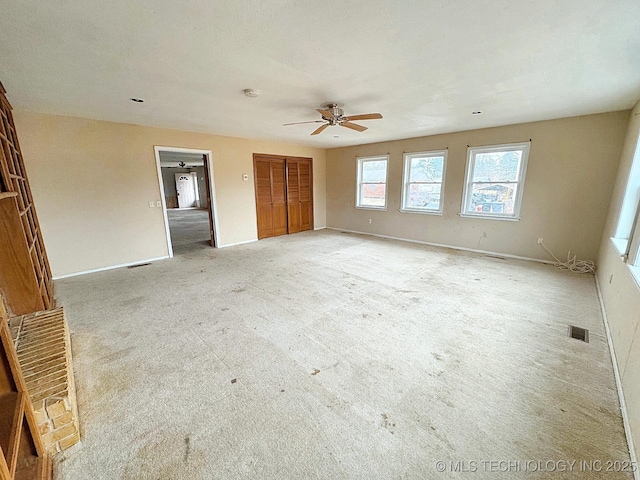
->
<box><xmin>154</xmin><ymin>146</ymin><xmax>221</xmax><ymax>257</ymax></box>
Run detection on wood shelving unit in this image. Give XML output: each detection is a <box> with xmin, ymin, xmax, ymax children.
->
<box><xmin>0</xmin><ymin>304</ymin><xmax>51</xmax><ymax>480</ymax></box>
<box><xmin>0</xmin><ymin>82</ymin><xmax>53</xmax><ymax>315</ymax></box>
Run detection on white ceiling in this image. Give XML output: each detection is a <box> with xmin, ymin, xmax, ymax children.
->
<box><xmin>1</xmin><ymin>0</ymin><xmax>639</xmax><ymax>148</ymax></box>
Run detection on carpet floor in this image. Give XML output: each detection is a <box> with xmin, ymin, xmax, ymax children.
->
<box><xmin>167</xmin><ymin>208</ymin><xmax>211</xmax><ymax>255</ymax></box>
<box><xmin>53</xmin><ymin>230</ymin><xmax>632</xmax><ymax>479</ymax></box>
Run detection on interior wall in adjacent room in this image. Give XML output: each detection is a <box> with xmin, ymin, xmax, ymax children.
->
<box><xmin>14</xmin><ymin>111</ymin><xmax>327</xmax><ymax>277</ymax></box>
<box><xmin>326</xmin><ymin>111</ymin><xmax>629</xmax><ymax>262</ymax></box>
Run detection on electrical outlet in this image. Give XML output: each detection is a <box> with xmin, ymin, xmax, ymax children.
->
<box><xmin>148</xmin><ymin>201</ymin><xmax>154</xmax><ymax>208</ymax></box>
<box><xmin>537</xmin><ymin>237</ymin><xmax>543</xmax><ymax>244</ymax></box>
<box><xmin>156</xmin><ymin>200</ymin><xmax>161</xmax><ymax>207</ymax></box>
<box><xmin>368</xmin><ymin>219</ymin><xmax>372</xmax><ymax>224</ymax></box>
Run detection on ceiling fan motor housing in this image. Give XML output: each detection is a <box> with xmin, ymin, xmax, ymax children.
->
<box><xmin>322</xmin><ymin>103</ymin><xmax>344</xmax><ymax>125</ymax></box>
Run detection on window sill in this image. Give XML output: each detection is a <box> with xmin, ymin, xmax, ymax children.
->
<box><xmin>458</xmin><ymin>213</ymin><xmax>520</xmax><ymax>222</ymax></box>
<box><xmin>610</xmin><ymin>237</ymin><xmax>628</xmax><ymax>256</ymax></box>
<box><xmin>610</xmin><ymin>237</ymin><xmax>640</xmax><ymax>289</ymax></box>
<box><xmin>355</xmin><ymin>205</ymin><xmax>387</xmax><ymax>211</ymax></box>
<box><xmin>400</xmin><ymin>209</ymin><xmax>443</xmax><ymax>216</ymax></box>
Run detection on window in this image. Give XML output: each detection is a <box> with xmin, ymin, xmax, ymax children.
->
<box><xmin>461</xmin><ymin>142</ymin><xmax>530</xmax><ymax>220</ymax></box>
<box><xmin>615</xmin><ymin>128</ymin><xmax>640</xmax><ymax>267</ymax></box>
<box><xmin>356</xmin><ymin>155</ymin><xmax>388</xmax><ymax>209</ymax></box>
<box><xmin>401</xmin><ymin>150</ymin><xmax>447</xmax><ymax>214</ymax></box>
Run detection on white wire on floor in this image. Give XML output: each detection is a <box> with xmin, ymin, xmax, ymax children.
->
<box><xmin>539</xmin><ymin>241</ymin><xmax>596</xmax><ymax>274</ymax></box>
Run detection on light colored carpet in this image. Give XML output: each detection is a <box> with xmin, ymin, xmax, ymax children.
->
<box><xmin>54</xmin><ymin>230</ymin><xmax>632</xmax><ymax>479</ymax></box>
<box><xmin>167</xmin><ymin>208</ymin><xmax>211</xmax><ymax>254</ymax></box>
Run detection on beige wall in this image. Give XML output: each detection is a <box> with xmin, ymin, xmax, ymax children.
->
<box><xmin>327</xmin><ymin>112</ymin><xmax>629</xmax><ymax>261</ymax></box>
<box><xmin>597</xmin><ymin>100</ymin><xmax>640</xmax><ymax>462</ymax></box>
<box><xmin>14</xmin><ymin>111</ymin><xmax>327</xmax><ymax>277</ymax></box>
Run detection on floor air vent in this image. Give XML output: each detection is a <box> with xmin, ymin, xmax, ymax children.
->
<box><xmin>569</xmin><ymin>325</ymin><xmax>589</xmax><ymax>343</ymax></box>
<box><xmin>127</xmin><ymin>262</ymin><xmax>151</xmax><ymax>269</ymax></box>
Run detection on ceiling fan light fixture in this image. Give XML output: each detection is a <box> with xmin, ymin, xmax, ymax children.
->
<box><xmin>284</xmin><ymin>103</ymin><xmax>382</xmax><ymax>135</ymax></box>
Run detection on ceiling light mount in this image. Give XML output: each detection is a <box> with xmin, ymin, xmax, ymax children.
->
<box><xmin>243</xmin><ymin>89</ymin><xmax>259</xmax><ymax>98</ymax></box>
<box><xmin>472</xmin><ymin>111</ymin><xmax>482</xmax><ymax>115</ymax></box>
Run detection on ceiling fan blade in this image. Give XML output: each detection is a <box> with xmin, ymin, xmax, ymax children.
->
<box><xmin>283</xmin><ymin>120</ymin><xmax>325</xmax><ymax>126</ymax></box>
<box><xmin>316</xmin><ymin>108</ymin><xmax>335</xmax><ymax>120</ymax></box>
<box><xmin>343</xmin><ymin>113</ymin><xmax>383</xmax><ymax>121</ymax></box>
<box><xmin>341</xmin><ymin>121</ymin><xmax>367</xmax><ymax>132</ymax></box>
<box><xmin>311</xmin><ymin>124</ymin><xmax>329</xmax><ymax>135</ymax></box>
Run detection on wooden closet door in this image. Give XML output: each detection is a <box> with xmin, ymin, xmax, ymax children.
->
<box><xmin>271</xmin><ymin>160</ymin><xmax>288</xmax><ymax>236</ymax></box>
<box><xmin>298</xmin><ymin>159</ymin><xmax>313</xmax><ymax>231</ymax></box>
<box><xmin>286</xmin><ymin>160</ymin><xmax>301</xmax><ymax>234</ymax></box>
<box><xmin>255</xmin><ymin>158</ymin><xmax>274</xmax><ymax>239</ymax></box>
<box><xmin>254</xmin><ymin>156</ymin><xmax>288</xmax><ymax>239</ymax></box>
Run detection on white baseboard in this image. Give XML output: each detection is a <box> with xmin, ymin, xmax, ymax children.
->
<box><xmin>314</xmin><ymin>226</ymin><xmax>326</xmax><ymax>231</ymax></box>
<box><xmin>219</xmin><ymin>238</ymin><xmax>258</xmax><ymax>248</ymax></box>
<box><xmin>53</xmin><ymin>256</ymin><xmax>170</xmax><ymax>280</ymax></box>
<box><xmin>595</xmin><ymin>274</ymin><xmax>639</xmax><ymax>479</ymax></box>
<box><xmin>325</xmin><ymin>227</ymin><xmax>553</xmax><ymax>265</ymax></box>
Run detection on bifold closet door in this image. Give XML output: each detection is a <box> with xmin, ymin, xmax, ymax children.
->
<box><xmin>286</xmin><ymin>160</ymin><xmax>301</xmax><ymax>234</ymax></box>
<box><xmin>254</xmin><ymin>156</ymin><xmax>287</xmax><ymax>239</ymax></box>
<box><xmin>286</xmin><ymin>158</ymin><xmax>313</xmax><ymax>233</ymax></box>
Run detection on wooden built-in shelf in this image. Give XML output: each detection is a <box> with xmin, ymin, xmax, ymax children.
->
<box><xmin>0</xmin><ymin>314</ymin><xmax>51</xmax><ymax>480</ymax></box>
<box><xmin>0</xmin><ymin>392</ymin><xmax>21</xmax><ymax>462</ymax></box>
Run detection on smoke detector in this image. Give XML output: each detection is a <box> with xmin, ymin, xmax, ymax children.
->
<box><xmin>243</xmin><ymin>89</ymin><xmax>259</xmax><ymax>98</ymax></box>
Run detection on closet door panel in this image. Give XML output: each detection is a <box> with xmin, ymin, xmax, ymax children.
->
<box><xmin>287</xmin><ymin>160</ymin><xmax>301</xmax><ymax>234</ymax></box>
<box><xmin>254</xmin><ymin>159</ymin><xmax>274</xmax><ymax>239</ymax></box>
<box><xmin>298</xmin><ymin>159</ymin><xmax>312</xmax><ymax>231</ymax></box>
<box><xmin>271</xmin><ymin>160</ymin><xmax>288</xmax><ymax>236</ymax></box>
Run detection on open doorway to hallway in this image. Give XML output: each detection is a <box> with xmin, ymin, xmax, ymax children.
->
<box><xmin>154</xmin><ymin>147</ymin><xmax>220</xmax><ymax>256</ymax></box>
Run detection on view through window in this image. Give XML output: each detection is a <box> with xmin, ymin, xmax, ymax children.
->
<box><xmin>402</xmin><ymin>151</ymin><xmax>446</xmax><ymax>213</ymax></box>
<box><xmin>461</xmin><ymin>143</ymin><xmax>530</xmax><ymax>220</ymax></box>
<box><xmin>356</xmin><ymin>155</ymin><xmax>388</xmax><ymax>209</ymax></box>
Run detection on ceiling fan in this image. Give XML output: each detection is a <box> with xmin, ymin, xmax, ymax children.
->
<box><xmin>283</xmin><ymin>103</ymin><xmax>383</xmax><ymax>135</ymax></box>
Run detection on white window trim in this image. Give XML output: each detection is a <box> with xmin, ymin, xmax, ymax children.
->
<box><xmin>460</xmin><ymin>142</ymin><xmax>531</xmax><ymax>221</ymax></box>
<box><xmin>625</xmin><ymin>196</ymin><xmax>640</xmax><ymax>266</ymax></box>
<box><xmin>355</xmin><ymin>155</ymin><xmax>389</xmax><ymax>211</ymax></box>
<box><xmin>614</xmin><ymin>125</ymin><xmax>640</xmax><ymax>274</ymax></box>
<box><xmin>400</xmin><ymin>150</ymin><xmax>447</xmax><ymax>215</ymax></box>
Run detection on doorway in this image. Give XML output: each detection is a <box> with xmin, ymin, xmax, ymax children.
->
<box><xmin>154</xmin><ymin>147</ymin><xmax>220</xmax><ymax>256</ymax></box>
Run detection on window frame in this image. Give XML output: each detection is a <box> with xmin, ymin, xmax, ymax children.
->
<box><xmin>611</xmin><ymin>124</ymin><xmax>640</xmax><ymax>287</ymax></box>
<box><xmin>400</xmin><ymin>150</ymin><xmax>447</xmax><ymax>215</ymax></box>
<box><xmin>626</xmin><ymin>202</ymin><xmax>640</xmax><ymax>266</ymax></box>
<box><xmin>614</xmin><ymin>125</ymin><xmax>640</xmax><ymax>275</ymax></box>
<box><xmin>355</xmin><ymin>155</ymin><xmax>389</xmax><ymax>210</ymax></box>
<box><xmin>460</xmin><ymin>142</ymin><xmax>531</xmax><ymax>221</ymax></box>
